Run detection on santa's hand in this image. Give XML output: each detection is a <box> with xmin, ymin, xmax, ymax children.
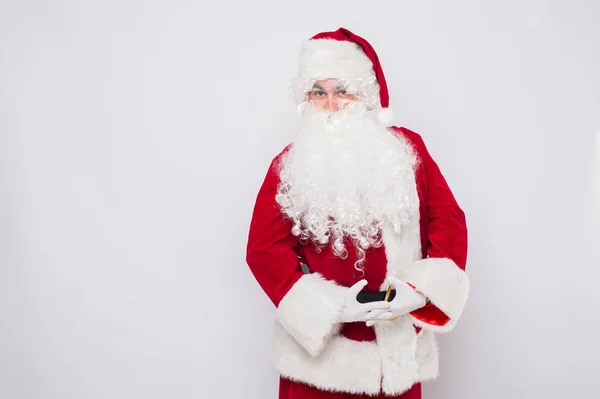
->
<box><xmin>337</xmin><ymin>279</ymin><xmax>392</xmax><ymax>323</ymax></box>
<box><xmin>365</xmin><ymin>276</ymin><xmax>427</xmax><ymax>327</ymax></box>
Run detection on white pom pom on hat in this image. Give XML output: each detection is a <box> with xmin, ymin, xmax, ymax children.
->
<box><xmin>377</xmin><ymin>107</ymin><xmax>394</xmax><ymax>126</ymax></box>
<box><xmin>298</xmin><ymin>27</ymin><xmax>395</xmax><ymax>126</ymax></box>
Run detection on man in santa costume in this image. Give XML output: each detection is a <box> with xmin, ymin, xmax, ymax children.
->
<box><xmin>246</xmin><ymin>27</ymin><xmax>470</xmax><ymax>398</ymax></box>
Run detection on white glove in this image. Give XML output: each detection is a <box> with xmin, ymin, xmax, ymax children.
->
<box><xmin>338</xmin><ymin>279</ymin><xmax>392</xmax><ymax>323</ymax></box>
<box><xmin>366</xmin><ymin>276</ymin><xmax>427</xmax><ymax>327</ymax></box>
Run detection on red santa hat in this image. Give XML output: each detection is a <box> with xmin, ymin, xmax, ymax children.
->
<box><xmin>295</xmin><ymin>27</ymin><xmax>394</xmax><ymax>126</ymax></box>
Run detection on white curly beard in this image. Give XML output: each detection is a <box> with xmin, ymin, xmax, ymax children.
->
<box><xmin>275</xmin><ymin>102</ymin><xmax>420</xmax><ymax>263</ymax></box>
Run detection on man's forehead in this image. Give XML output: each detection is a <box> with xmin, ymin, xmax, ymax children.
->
<box><xmin>312</xmin><ymin>79</ymin><xmax>346</xmax><ymax>90</ymax></box>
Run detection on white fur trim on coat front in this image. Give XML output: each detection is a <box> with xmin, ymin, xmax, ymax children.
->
<box><xmin>415</xmin><ymin>330</ymin><xmax>439</xmax><ymax>381</ymax></box>
<box><xmin>381</xmin><ymin>217</ymin><xmax>422</xmax><ymax>282</ymax></box>
<box><xmin>374</xmin><ymin>316</ymin><xmax>419</xmax><ymax>395</ymax></box>
<box><xmin>406</xmin><ymin>258</ymin><xmax>470</xmax><ymax>333</ymax></box>
<box><xmin>276</xmin><ymin>272</ymin><xmax>346</xmax><ymax>357</ymax></box>
<box><xmin>271</xmin><ymin>318</ymin><xmax>439</xmax><ymax>396</ymax></box>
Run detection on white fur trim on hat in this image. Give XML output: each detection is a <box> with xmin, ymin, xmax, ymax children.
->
<box><xmin>291</xmin><ymin>39</ymin><xmax>381</xmax><ymax>110</ymax></box>
<box><xmin>299</xmin><ymin>39</ymin><xmax>375</xmax><ymax>81</ymax></box>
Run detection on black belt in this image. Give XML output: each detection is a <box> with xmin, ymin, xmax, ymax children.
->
<box><xmin>298</xmin><ymin>258</ymin><xmax>396</xmax><ymax>304</ymax></box>
<box><xmin>356</xmin><ymin>289</ymin><xmax>396</xmax><ymax>303</ymax></box>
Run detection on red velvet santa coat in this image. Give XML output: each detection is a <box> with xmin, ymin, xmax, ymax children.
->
<box><xmin>246</xmin><ymin>126</ymin><xmax>470</xmax><ymax>396</ymax></box>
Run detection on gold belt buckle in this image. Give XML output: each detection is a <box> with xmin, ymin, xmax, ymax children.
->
<box><xmin>384</xmin><ymin>285</ymin><xmax>398</xmax><ymax>321</ymax></box>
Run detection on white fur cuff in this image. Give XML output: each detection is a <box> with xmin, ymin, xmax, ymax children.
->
<box><xmin>276</xmin><ymin>273</ymin><xmax>347</xmax><ymax>357</ymax></box>
<box><xmin>406</xmin><ymin>258</ymin><xmax>470</xmax><ymax>332</ymax></box>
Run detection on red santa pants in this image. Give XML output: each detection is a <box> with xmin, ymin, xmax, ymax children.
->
<box><xmin>279</xmin><ymin>377</ymin><xmax>421</xmax><ymax>399</ymax></box>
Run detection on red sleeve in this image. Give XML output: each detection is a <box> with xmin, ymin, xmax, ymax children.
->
<box><xmin>246</xmin><ymin>151</ymin><xmax>303</xmax><ymax>307</ymax></box>
<box><xmin>245</xmin><ymin>149</ymin><xmax>348</xmax><ymax>356</ymax></box>
<box><xmin>401</xmin><ymin>129</ymin><xmax>470</xmax><ymax>333</ymax></box>
<box><xmin>417</xmin><ymin>134</ymin><xmax>468</xmax><ymax>269</ymax></box>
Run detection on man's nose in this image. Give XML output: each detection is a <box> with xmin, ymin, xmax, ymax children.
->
<box><xmin>324</xmin><ymin>95</ymin><xmax>339</xmax><ymax>111</ymax></box>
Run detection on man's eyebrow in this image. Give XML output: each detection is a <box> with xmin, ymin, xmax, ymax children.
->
<box><xmin>311</xmin><ymin>83</ymin><xmax>346</xmax><ymax>91</ymax></box>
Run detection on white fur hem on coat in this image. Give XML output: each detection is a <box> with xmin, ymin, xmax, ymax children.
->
<box><xmin>270</xmin><ymin>317</ymin><xmax>439</xmax><ymax>396</ymax></box>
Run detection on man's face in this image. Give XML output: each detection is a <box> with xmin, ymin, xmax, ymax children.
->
<box><xmin>307</xmin><ymin>78</ymin><xmax>357</xmax><ymax>112</ymax></box>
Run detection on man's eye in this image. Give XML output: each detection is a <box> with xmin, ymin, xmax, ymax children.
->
<box><xmin>313</xmin><ymin>91</ymin><xmax>325</xmax><ymax>97</ymax></box>
<box><xmin>338</xmin><ymin>90</ymin><xmax>347</xmax><ymax>95</ymax></box>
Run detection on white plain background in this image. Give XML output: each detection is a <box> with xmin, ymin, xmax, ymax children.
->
<box><xmin>1</xmin><ymin>1</ymin><xmax>599</xmax><ymax>398</ymax></box>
